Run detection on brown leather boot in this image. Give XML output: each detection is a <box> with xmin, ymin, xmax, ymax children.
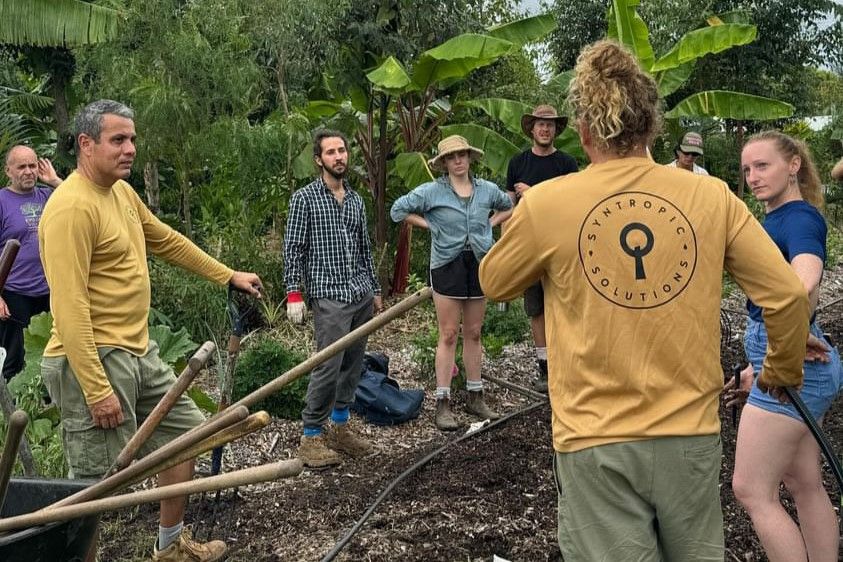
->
<box><xmin>297</xmin><ymin>434</ymin><xmax>342</xmax><ymax>468</ymax></box>
<box><xmin>465</xmin><ymin>390</ymin><xmax>501</xmax><ymax>420</ymax></box>
<box><xmin>324</xmin><ymin>423</ymin><xmax>373</xmax><ymax>458</ymax></box>
<box><xmin>152</xmin><ymin>526</ymin><xmax>227</xmax><ymax>562</ymax></box>
<box><xmin>434</xmin><ymin>397</ymin><xmax>459</xmax><ymax>431</ymax></box>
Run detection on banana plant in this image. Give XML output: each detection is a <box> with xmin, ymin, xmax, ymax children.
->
<box><xmin>297</xmin><ymin>13</ymin><xmax>558</xmax><ymax>293</ymax></box>
<box><xmin>608</xmin><ymin>0</ymin><xmax>793</xmax><ymax>120</ymax></box>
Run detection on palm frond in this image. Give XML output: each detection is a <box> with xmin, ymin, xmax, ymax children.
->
<box><xmin>0</xmin><ymin>0</ymin><xmax>120</xmax><ymax>47</ymax></box>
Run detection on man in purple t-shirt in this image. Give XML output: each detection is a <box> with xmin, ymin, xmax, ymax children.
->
<box><xmin>1</xmin><ymin>145</ymin><xmax>62</xmax><ymax>380</ymax></box>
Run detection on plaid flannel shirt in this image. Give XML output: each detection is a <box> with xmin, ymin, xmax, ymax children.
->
<box><xmin>283</xmin><ymin>177</ymin><xmax>380</xmax><ymax>303</ymax></box>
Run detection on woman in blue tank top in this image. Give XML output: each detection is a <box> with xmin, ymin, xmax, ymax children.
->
<box><xmin>730</xmin><ymin>131</ymin><xmax>842</xmax><ymax>562</ymax></box>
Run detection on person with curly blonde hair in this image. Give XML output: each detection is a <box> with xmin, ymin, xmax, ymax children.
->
<box><xmin>480</xmin><ymin>40</ymin><xmax>811</xmax><ymax>561</ymax></box>
<box><xmin>728</xmin><ymin>130</ymin><xmax>841</xmax><ymax>562</ymax></box>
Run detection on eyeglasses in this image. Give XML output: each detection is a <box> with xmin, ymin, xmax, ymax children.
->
<box><xmin>678</xmin><ymin>149</ymin><xmax>700</xmax><ymax>158</ymax></box>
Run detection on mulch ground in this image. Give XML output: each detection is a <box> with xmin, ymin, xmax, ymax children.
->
<box><xmin>98</xmin><ymin>270</ymin><xmax>843</xmax><ymax>562</ymax></box>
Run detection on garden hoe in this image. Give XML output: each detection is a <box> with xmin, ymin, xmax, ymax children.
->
<box><xmin>202</xmin><ymin>284</ymin><xmax>250</xmax><ymax>536</ymax></box>
<box><xmin>0</xmin><ymin>239</ymin><xmax>37</xmax><ymax>477</ymax></box>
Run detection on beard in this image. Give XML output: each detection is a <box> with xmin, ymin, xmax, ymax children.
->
<box><xmin>323</xmin><ymin>162</ymin><xmax>347</xmax><ymax>180</ymax></box>
<box><xmin>533</xmin><ymin>136</ymin><xmax>554</xmax><ymax>148</ymax></box>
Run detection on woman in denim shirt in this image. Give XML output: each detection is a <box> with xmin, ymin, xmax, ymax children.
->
<box><xmin>391</xmin><ymin>135</ymin><xmax>512</xmax><ymax>431</ymax></box>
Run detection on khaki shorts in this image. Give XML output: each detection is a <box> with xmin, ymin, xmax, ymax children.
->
<box><xmin>554</xmin><ymin>435</ymin><xmax>724</xmax><ymax>562</ymax></box>
<box><xmin>42</xmin><ymin>341</ymin><xmax>205</xmax><ymax>479</ymax></box>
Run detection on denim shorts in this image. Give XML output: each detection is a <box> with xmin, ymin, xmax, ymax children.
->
<box><xmin>744</xmin><ymin>318</ymin><xmax>843</xmax><ymax>421</ymax></box>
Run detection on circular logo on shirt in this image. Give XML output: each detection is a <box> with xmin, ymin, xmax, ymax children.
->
<box><xmin>125</xmin><ymin>205</ymin><xmax>140</xmax><ymax>224</ymax></box>
<box><xmin>578</xmin><ymin>191</ymin><xmax>697</xmax><ymax>309</ymax></box>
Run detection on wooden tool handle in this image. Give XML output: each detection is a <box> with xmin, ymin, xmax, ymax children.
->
<box><xmin>0</xmin><ymin>410</ymin><xmax>29</xmax><ymax>512</ymax></box>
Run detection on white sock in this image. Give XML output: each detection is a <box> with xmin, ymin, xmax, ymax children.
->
<box><xmin>436</xmin><ymin>386</ymin><xmax>451</xmax><ymax>399</ymax></box>
<box><xmin>466</xmin><ymin>379</ymin><xmax>483</xmax><ymax>392</ymax></box>
<box><xmin>535</xmin><ymin>347</ymin><xmax>547</xmax><ymax>361</ymax></box>
<box><xmin>158</xmin><ymin>521</ymin><xmax>184</xmax><ymax>550</ymax></box>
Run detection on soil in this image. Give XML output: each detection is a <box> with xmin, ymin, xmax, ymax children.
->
<box><xmin>98</xmin><ymin>268</ymin><xmax>843</xmax><ymax>562</ymax></box>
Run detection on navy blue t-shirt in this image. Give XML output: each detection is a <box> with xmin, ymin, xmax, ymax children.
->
<box><xmin>747</xmin><ymin>200</ymin><xmax>826</xmax><ymax>322</ymax></box>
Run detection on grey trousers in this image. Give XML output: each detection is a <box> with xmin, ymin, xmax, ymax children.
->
<box><xmin>302</xmin><ymin>293</ymin><xmax>373</xmax><ymax>429</ymax></box>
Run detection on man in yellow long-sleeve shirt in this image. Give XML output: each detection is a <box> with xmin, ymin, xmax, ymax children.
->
<box><xmin>39</xmin><ymin>99</ymin><xmax>262</xmax><ymax>562</ymax></box>
<box><xmin>480</xmin><ymin>41</ymin><xmax>810</xmax><ymax>561</ymax></box>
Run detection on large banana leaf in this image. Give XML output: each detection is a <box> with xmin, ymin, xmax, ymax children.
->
<box><xmin>666</xmin><ymin>91</ymin><xmax>794</xmax><ymax>120</ymax></box>
<box><xmin>460</xmin><ymin>98</ymin><xmax>534</xmax><ymax>137</ymax></box>
<box><xmin>0</xmin><ymin>0</ymin><xmax>120</xmax><ymax>47</ymax></box>
<box><xmin>608</xmin><ymin>0</ymin><xmax>655</xmax><ymax>72</ymax></box>
<box><xmin>486</xmin><ymin>13</ymin><xmax>557</xmax><ymax>49</ymax></box>
<box><xmin>367</xmin><ymin>56</ymin><xmax>414</xmax><ymax>94</ymax></box>
<box><xmin>304</xmin><ymin>100</ymin><xmax>343</xmax><ymax>120</ymax></box>
<box><xmin>656</xmin><ymin>60</ymin><xmax>695</xmax><ymax>97</ymax></box>
<box><xmin>555</xmin><ymin>127</ymin><xmax>585</xmax><ymax>161</ymax></box>
<box><xmin>439</xmin><ymin>123</ymin><xmax>521</xmax><ymax>177</ymax></box>
<box><xmin>292</xmin><ymin>143</ymin><xmax>315</xmax><ymax>180</ymax></box>
<box><xmin>651</xmin><ymin>24</ymin><xmax>756</xmax><ymax>72</ymax></box>
<box><xmin>391</xmin><ymin>152</ymin><xmax>434</xmax><ymax>190</ymax></box>
<box><xmin>546</xmin><ymin>70</ymin><xmax>574</xmax><ymax>94</ymax></box>
<box><xmin>411</xmin><ymin>34</ymin><xmax>513</xmax><ymax>90</ymax></box>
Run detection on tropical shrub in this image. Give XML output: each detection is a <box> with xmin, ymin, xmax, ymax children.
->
<box><xmin>231</xmin><ymin>338</ymin><xmax>308</xmax><ymax>420</ymax></box>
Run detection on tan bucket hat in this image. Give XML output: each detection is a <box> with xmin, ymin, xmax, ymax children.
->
<box><xmin>521</xmin><ymin>104</ymin><xmax>568</xmax><ymax>137</ymax></box>
<box><xmin>428</xmin><ymin>135</ymin><xmax>484</xmax><ymax>171</ymax></box>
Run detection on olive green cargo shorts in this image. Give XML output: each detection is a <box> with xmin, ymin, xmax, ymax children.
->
<box><xmin>42</xmin><ymin>342</ymin><xmax>205</xmax><ymax>479</ymax></box>
<box><xmin>554</xmin><ymin>435</ymin><xmax>724</xmax><ymax>562</ymax></box>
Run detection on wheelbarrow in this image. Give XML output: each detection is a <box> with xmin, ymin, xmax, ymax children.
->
<box><xmin>0</xmin><ymin>478</ymin><xmax>100</xmax><ymax>562</ymax></box>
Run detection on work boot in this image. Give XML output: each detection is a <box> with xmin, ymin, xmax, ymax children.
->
<box><xmin>325</xmin><ymin>423</ymin><xmax>373</xmax><ymax>458</ymax></box>
<box><xmin>152</xmin><ymin>527</ymin><xmax>227</xmax><ymax>562</ymax></box>
<box><xmin>532</xmin><ymin>359</ymin><xmax>548</xmax><ymax>394</ymax></box>
<box><xmin>297</xmin><ymin>434</ymin><xmax>342</xmax><ymax>468</ymax></box>
<box><xmin>435</xmin><ymin>397</ymin><xmax>460</xmax><ymax>431</ymax></box>
<box><xmin>465</xmin><ymin>390</ymin><xmax>501</xmax><ymax>420</ymax></box>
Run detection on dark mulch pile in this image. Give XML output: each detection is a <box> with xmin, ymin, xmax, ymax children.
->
<box><xmin>98</xmin><ymin>298</ymin><xmax>843</xmax><ymax>562</ymax></box>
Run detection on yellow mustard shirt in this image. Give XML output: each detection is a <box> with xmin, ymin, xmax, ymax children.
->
<box><xmin>39</xmin><ymin>171</ymin><xmax>233</xmax><ymax>404</ymax></box>
<box><xmin>480</xmin><ymin>158</ymin><xmax>809</xmax><ymax>453</ymax></box>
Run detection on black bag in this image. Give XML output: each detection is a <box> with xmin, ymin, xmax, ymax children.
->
<box><xmin>352</xmin><ymin>352</ymin><xmax>424</xmax><ymax>426</ymax></box>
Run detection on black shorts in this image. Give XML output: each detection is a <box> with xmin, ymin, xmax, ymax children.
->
<box><xmin>523</xmin><ymin>281</ymin><xmax>544</xmax><ymax>317</ymax></box>
<box><xmin>430</xmin><ymin>250</ymin><xmax>484</xmax><ymax>299</ymax></box>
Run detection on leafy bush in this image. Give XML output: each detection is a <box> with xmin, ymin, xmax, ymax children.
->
<box><xmin>1</xmin><ymin>312</ymin><xmax>201</xmax><ymax>478</ymax></box>
<box><xmin>409</xmin><ymin>299</ymin><xmax>530</xmax><ymax>382</ymax></box>
<box><xmin>232</xmin><ymin>338</ymin><xmax>308</xmax><ymax>420</ymax></box>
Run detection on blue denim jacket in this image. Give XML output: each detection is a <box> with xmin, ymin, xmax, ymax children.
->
<box><xmin>390</xmin><ymin>175</ymin><xmax>512</xmax><ymax>269</ymax></box>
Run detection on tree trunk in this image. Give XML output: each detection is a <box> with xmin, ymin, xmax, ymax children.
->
<box><xmin>50</xmin><ymin>68</ymin><xmax>71</xmax><ymax>165</ymax></box>
<box><xmin>143</xmin><ymin>161</ymin><xmax>160</xmax><ymax>215</ymax></box>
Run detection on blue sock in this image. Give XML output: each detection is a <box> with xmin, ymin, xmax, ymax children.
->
<box><xmin>331</xmin><ymin>406</ymin><xmax>350</xmax><ymax>425</ymax></box>
<box><xmin>303</xmin><ymin>426</ymin><xmax>322</xmax><ymax>437</ymax></box>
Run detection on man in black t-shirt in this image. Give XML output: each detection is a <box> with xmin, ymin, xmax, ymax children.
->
<box><xmin>504</xmin><ymin>104</ymin><xmax>578</xmax><ymax>392</ymax></box>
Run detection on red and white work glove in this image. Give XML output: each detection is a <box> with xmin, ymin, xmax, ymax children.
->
<box><xmin>286</xmin><ymin>292</ymin><xmax>306</xmax><ymax>324</ymax></box>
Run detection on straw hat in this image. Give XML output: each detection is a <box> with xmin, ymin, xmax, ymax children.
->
<box><xmin>428</xmin><ymin>135</ymin><xmax>484</xmax><ymax>171</ymax></box>
<box><xmin>521</xmin><ymin>104</ymin><xmax>568</xmax><ymax>137</ymax></box>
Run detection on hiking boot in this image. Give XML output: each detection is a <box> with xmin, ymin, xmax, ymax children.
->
<box><xmin>465</xmin><ymin>390</ymin><xmax>501</xmax><ymax>420</ymax></box>
<box><xmin>532</xmin><ymin>359</ymin><xmax>548</xmax><ymax>394</ymax></box>
<box><xmin>435</xmin><ymin>397</ymin><xmax>460</xmax><ymax>431</ymax></box>
<box><xmin>152</xmin><ymin>527</ymin><xmax>227</xmax><ymax>562</ymax></box>
<box><xmin>297</xmin><ymin>434</ymin><xmax>342</xmax><ymax>468</ymax></box>
<box><xmin>324</xmin><ymin>423</ymin><xmax>373</xmax><ymax>458</ymax></box>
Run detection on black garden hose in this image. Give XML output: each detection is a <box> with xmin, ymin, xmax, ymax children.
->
<box><xmin>783</xmin><ymin>386</ymin><xmax>843</xmax><ymax>496</ymax></box>
<box><xmin>319</xmin><ymin>400</ymin><xmax>548</xmax><ymax>562</ymax></box>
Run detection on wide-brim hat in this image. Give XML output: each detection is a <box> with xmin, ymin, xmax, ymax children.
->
<box><xmin>678</xmin><ymin>131</ymin><xmax>704</xmax><ymax>155</ymax></box>
<box><xmin>428</xmin><ymin>135</ymin><xmax>484</xmax><ymax>171</ymax></box>
<box><xmin>521</xmin><ymin>104</ymin><xmax>568</xmax><ymax>138</ymax></box>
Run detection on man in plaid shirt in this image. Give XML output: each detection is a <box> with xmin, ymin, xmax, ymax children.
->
<box><xmin>283</xmin><ymin>129</ymin><xmax>382</xmax><ymax>468</ymax></box>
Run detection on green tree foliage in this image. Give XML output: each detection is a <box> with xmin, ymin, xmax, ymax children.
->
<box><xmin>77</xmin><ymin>0</ymin><xmax>266</xmax><ymax>239</ymax></box>
<box><xmin>232</xmin><ymin>338</ymin><xmax>308</xmax><ymax>420</ymax></box>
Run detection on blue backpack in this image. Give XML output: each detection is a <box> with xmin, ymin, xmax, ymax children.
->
<box><xmin>352</xmin><ymin>352</ymin><xmax>425</xmax><ymax>426</ymax></box>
